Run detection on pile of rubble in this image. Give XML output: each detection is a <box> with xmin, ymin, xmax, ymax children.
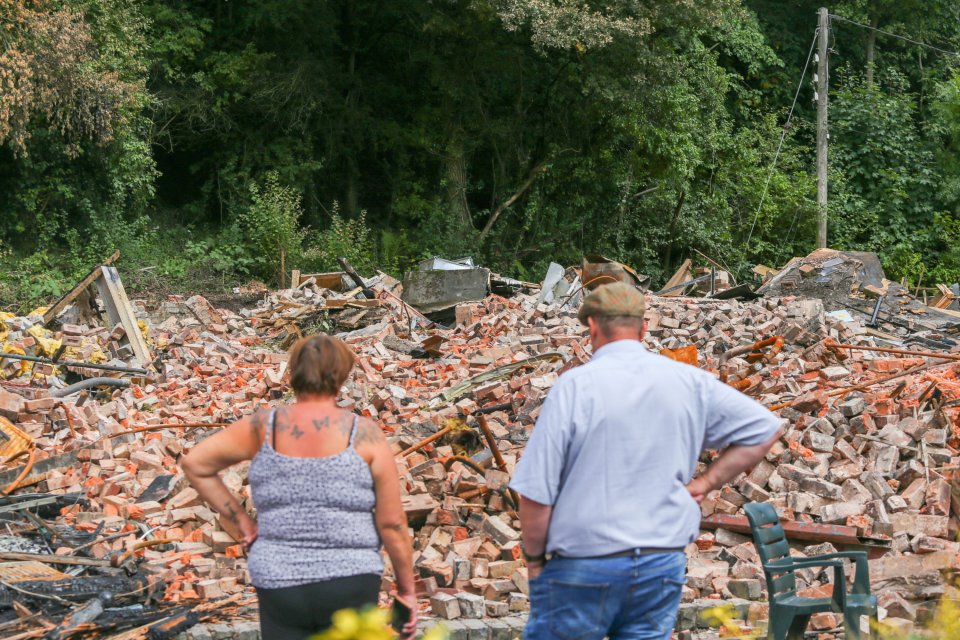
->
<box><xmin>0</xmin><ymin>252</ymin><xmax>956</xmax><ymax>638</ymax></box>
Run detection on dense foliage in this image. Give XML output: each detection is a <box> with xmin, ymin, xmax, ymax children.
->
<box><xmin>2</xmin><ymin>0</ymin><xmax>960</xmax><ymax>308</ymax></box>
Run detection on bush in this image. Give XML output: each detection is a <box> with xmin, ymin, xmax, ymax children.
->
<box><xmin>237</xmin><ymin>172</ymin><xmax>306</xmax><ymax>286</ymax></box>
<box><xmin>301</xmin><ymin>203</ymin><xmax>377</xmax><ymax>275</ymax></box>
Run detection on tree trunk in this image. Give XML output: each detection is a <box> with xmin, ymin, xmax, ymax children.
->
<box><xmin>662</xmin><ymin>191</ymin><xmax>686</xmax><ymax>272</ymax></box>
<box><xmin>346</xmin><ymin>155</ymin><xmax>359</xmax><ymax>215</ymax></box>
<box><xmin>342</xmin><ymin>5</ymin><xmax>360</xmax><ymax>214</ymax></box>
<box><xmin>445</xmin><ymin>133</ymin><xmax>473</xmax><ymax>231</ymax></box>
<box><xmin>866</xmin><ymin>13</ymin><xmax>879</xmax><ymax>86</ymax></box>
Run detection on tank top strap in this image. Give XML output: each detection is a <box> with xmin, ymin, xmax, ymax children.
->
<box><xmin>264</xmin><ymin>408</ymin><xmax>277</xmax><ymax>449</ymax></box>
<box><xmin>348</xmin><ymin>415</ymin><xmax>359</xmax><ymax>447</ymax></box>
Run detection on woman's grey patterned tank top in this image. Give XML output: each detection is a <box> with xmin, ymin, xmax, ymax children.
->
<box><xmin>247</xmin><ymin>410</ymin><xmax>384</xmax><ymax>589</ymax></box>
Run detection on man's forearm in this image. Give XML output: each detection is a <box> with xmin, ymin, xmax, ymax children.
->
<box><xmin>518</xmin><ymin>496</ymin><xmax>553</xmax><ymax>556</ymax></box>
<box><xmin>702</xmin><ymin>430</ymin><xmax>782</xmax><ymax>490</ymax></box>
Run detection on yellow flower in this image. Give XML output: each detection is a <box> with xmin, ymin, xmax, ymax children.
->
<box><xmin>332</xmin><ymin>609</ymin><xmax>362</xmax><ymax>637</ymax></box>
<box><xmin>311</xmin><ymin>606</ymin><xmax>447</xmax><ymax>640</ymax></box>
<box><xmin>422</xmin><ymin>624</ymin><xmax>448</xmax><ymax>640</ymax></box>
<box><xmin>314</xmin><ymin>607</ymin><xmax>394</xmax><ymax>640</ymax></box>
<box><xmin>702</xmin><ymin>604</ymin><xmax>758</xmax><ymax>638</ymax></box>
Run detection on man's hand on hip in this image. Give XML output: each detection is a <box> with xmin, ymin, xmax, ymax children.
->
<box><xmin>686</xmin><ymin>476</ymin><xmax>712</xmax><ymax>504</ymax></box>
<box><xmin>688</xmin><ymin>430</ymin><xmax>782</xmax><ymax>504</ymax></box>
<box><xmin>527</xmin><ymin>561</ymin><xmax>544</xmax><ymax>581</ymax></box>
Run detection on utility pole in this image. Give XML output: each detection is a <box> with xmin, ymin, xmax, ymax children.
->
<box><xmin>816</xmin><ymin>7</ymin><xmax>830</xmax><ymax>249</ymax></box>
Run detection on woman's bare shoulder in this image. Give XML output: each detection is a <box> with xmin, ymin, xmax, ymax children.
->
<box><xmin>352</xmin><ymin>415</ymin><xmax>387</xmax><ymax>447</ymax></box>
<box><xmin>245</xmin><ymin>406</ymin><xmax>278</xmax><ymax>443</ymax></box>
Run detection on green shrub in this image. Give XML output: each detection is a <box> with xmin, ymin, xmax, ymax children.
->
<box><xmin>237</xmin><ymin>172</ymin><xmax>307</xmax><ymax>286</ymax></box>
<box><xmin>301</xmin><ymin>203</ymin><xmax>377</xmax><ymax>275</ymax></box>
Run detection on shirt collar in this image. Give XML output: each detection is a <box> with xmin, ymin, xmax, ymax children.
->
<box><xmin>591</xmin><ymin>338</ymin><xmax>648</xmax><ymax>361</ymax></box>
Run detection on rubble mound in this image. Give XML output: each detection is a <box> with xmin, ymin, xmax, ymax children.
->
<box><xmin>0</xmin><ymin>261</ymin><xmax>957</xmax><ymax>636</ymax></box>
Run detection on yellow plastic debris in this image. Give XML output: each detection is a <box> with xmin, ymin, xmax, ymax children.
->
<box><xmin>138</xmin><ymin>319</ymin><xmax>155</xmax><ymax>349</ymax></box>
<box><xmin>1</xmin><ymin>344</ymin><xmax>30</xmax><ymax>378</ymax></box>
<box><xmin>25</xmin><ymin>324</ymin><xmax>62</xmax><ymax>358</ymax></box>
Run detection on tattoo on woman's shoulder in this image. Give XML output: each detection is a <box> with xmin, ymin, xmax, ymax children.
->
<box><xmin>354</xmin><ymin>419</ymin><xmax>385</xmax><ymax>445</ymax></box>
<box><xmin>250</xmin><ymin>412</ymin><xmax>267</xmax><ymax>439</ymax></box>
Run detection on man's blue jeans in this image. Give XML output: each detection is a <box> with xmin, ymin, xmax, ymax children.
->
<box><xmin>525</xmin><ymin>551</ymin><xmax>686</xmax><ymax>640</ymax></box>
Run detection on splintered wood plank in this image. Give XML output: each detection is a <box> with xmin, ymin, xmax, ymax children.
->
<box><xmin>95</xmin><ymin>266</ymin><xmax>152</xmax><ymax>366</ymax></box>
<box><xmin>661</xmin><ymin>258</ymin><xmax>693</xmax><ymax>297</ymax></box>
<box><xmin>42</xmin><ymin>250</ymin><xmax>119</xmax><ymax>325</ymax></box>
<box><xmin>323</xmin><ymin>299</ymin><xmax>383</xmax><ymax>310</ymax></box>
<box><xmin>0</xmin><ymin>561</ymin><xmax>71</xmax><ymax>583</ymax></box>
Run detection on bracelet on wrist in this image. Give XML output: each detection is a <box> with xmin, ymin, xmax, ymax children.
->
<box><xmin>521</xmin><ymin>544</ymin><xmax>547</xmax><ymax>565</ymax></box>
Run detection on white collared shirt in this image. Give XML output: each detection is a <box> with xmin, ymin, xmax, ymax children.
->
<box><xmin>509</xmin><ymin>339</ymin><xmax>779</xmax><ymax>556</ymax></box>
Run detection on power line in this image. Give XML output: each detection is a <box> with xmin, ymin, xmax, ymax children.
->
<box><xmin>829</xmin><ymin>14</ymin><xmax>960</xmax><ymax>57</ymax></box>
<box><xmin>745</xmin><ymin>28</ymin><xmax>819</xmax><ymax>245</ymax></box>
<box><xmin>780</xmin><ymin>207</ymin><xmax>802</xmax><ymax>261</ymax></box>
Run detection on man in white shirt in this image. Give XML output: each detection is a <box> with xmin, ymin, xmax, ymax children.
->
<box><xmin>510</xmin><ymin>282</ymin><xmax>781</xmax><ymax>640</ymax></box>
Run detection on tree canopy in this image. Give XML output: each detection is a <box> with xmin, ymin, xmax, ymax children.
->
<box><xmin>2</xmin><ymin>0</ymin><xmax>960</xmax><ymax>307</ymax></box>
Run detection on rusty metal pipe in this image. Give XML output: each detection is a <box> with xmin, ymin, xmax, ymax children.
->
<box><xmin>720</xmin><ymin>336</ymin><xmax>784</xmax><ymax>383</ymax></box>
<box><xmin>769</xmin><ymin>360</ymin><xmax>951</xmax><ymax>411</ymax></box>
<box><xmin>399</xmin><ymin>404</ymin><xmax>515</xmax><ymax>459</ymax></box>
<box><xmin>443</xmin><ymin>455</ymin><xmax>488</xmax><ymax>475</ymax></box>
<box><xmin>476</xmin><ymin>416</ymin><xmax>507</xmax><ymax>471</ymax></box>
<box><xmin>400</xmin><ymin>426</ymin><xmax>452</xmax><ymax>458</ymax></box>
<box><xmin>111</xmin><ymin>538</ymin><xmax>174</xmax><ymax>568</ymax></box>
<box><xmin>758</xmin><ymin>336</ymin><xmax>785</xmax><ymax>363</ymax></box>
<box><xmin>720</xmin><ymin>336</ymin><xmax>783</xmax><ymax>366</ymax></box>
<box><xmin>477</xmin><ymin>415</ymin><xmax>520</xmax><ymax>506</ymax></box>
<box><xmin>2</xmin><ymin>448</ymin><xmax>35</xmax><ymax>496</ymax></box>
<box><xmin>826</xmin><ymin>340</ymin><xmax>960</xmax><ymax>361</ymax></box>
<box><xmin>107</xmin><ymin>422</ymin><xmax>228</xmax><ymax>439</ymax></box>
<box><xmin>57</xmin><ymin>401</ymin><xmax>77</xmax><ymax>440</ymax></box>
<box><xmin>445</xmin><ymin>455</ymin><xmax>519</xmax><ymax>511</ymax></box>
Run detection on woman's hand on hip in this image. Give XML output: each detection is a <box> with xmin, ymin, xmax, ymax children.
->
<box><xmin>239</xmin><ymin>517</ymin><xmax>259</xmax><ymax>551</ymax></box>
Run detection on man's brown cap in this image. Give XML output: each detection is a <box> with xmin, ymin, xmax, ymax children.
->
<box><xmin>577</xmin><ymin>282</ymin><xmax>646</xmax><ymax>325</ymax></box>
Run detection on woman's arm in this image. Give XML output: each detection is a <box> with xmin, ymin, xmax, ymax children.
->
<box><xmin>181</xmin><ymin>411</ymin><xmax>266</xmax><ymax>548</ymax></box>
<box><xmin>357</xmin><ymin>418</ymin><xmax>417</xmax><ymax>638</ymax></box>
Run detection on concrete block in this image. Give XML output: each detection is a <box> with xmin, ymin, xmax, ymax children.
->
<box><xmin>727</xmin><ymin>578</ymin><xmax>763</xmax><ymax>600</ymax></box>
<box><xmin>456</xmin><ymin>592</ymin><xmax>485</xmax><ymax>619</ymax></box>
<box><xmin>431</xmin><ymin>593</ymin><xmax>462</xmax><ymax>619</ymax></box>
<box><xmin>462</xmin><ymin>618</ymin><xmax>489</xmax><ymax>640</ymax></box>
<box><xmin>838</xmin><ymin>397</ymin><xmax>866</xmax><ymax>417</ymax></box>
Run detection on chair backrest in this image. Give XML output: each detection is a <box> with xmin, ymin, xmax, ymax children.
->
<box><xmin>744</xmin><ymin>502</ymin><xmax>796</xmax><ymax>597</ymax></box>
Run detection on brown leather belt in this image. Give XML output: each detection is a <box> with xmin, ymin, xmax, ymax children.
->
<box><xmin>553</xmin><ymin>547</ymin><xmax>685</xmax><ymax>560</ymax></box>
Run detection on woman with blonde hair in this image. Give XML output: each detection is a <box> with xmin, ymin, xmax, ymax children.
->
<box><xmin>183</xmin><ymin>335</ymin><xmax>416</xmax><ymax>640</ymax></box>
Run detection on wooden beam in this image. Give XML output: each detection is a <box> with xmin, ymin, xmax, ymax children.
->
<box><xmin>293</xmin><ymin>272</ymin><xmax>347</xmax><ymax>291</ymax></box>
<box><xmin>661</xmin><ymin>258</ymin><xmax>692</xmax><ymax>297</ymax></box>
<box><xmin>322</xmin><ymin>299</ymin><xmax>383</xmax><ymax>310</ymax></box>
<box><xmin>95</xmin><ymin>266</ymin><xmax>152</xmax><ymax>366</ymax></box>
<box><xmin>41</xmin><ymin>251</ymin><xmax>119</xmax><ymax>325</ymax></box>
<box><xmin>0</xmin><ymin>446</ymin><xmax>93</xmax><ymax>489</ymax></box>
<box><xmin>0</xmin><ymin>552</ymin><xmax>111</xmax><ymax>567</ymax></box>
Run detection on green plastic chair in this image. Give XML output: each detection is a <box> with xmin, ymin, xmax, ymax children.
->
<box><xmin>744</xmin><ymin>502</ymin><xmax>878</xmax><ymax>640</ymax></box>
